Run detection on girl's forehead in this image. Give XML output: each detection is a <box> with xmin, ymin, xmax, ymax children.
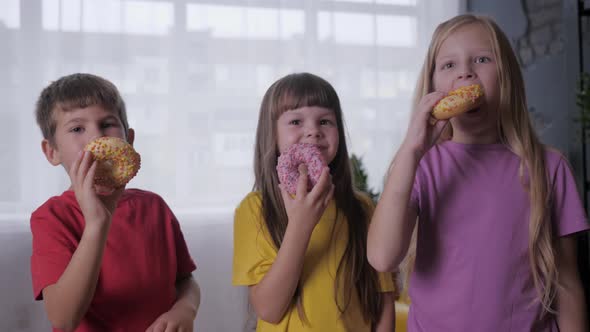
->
<box><xmin>285</xmin><ymin>105</ymin><xmax>334</xmax><ymax>113</ymax></box>
<box><xmin>439</xmin><ymin>24</ymin><xmax>491</xmax><ymax>50</ymax></box>
<box><xmin>277</xmin><ymin>106</ymin><xmax>336</xmax><ymax>121</ymax></box>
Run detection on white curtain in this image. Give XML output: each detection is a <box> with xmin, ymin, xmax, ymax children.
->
<box><xmin>0</xmin><ymin>0</ymin><xmax>463</xmax><ymax>226</ymax></box>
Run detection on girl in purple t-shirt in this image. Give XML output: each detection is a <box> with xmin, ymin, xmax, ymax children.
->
<box><xmin>367</xmin><ymin>14</ymin><xmax>589</xmax><ymax>332</ymax></box>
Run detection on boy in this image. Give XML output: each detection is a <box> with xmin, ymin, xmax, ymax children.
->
<box><xmin>30</xmin><ymin>73</ymin><xmax>200</xmax><ymax>332</ymax></box>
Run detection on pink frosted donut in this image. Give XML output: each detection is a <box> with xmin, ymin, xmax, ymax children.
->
<box><xmin>276</xmin><ymin>143</ymin><xmax>326</xmax><ymax>195</ymax></box>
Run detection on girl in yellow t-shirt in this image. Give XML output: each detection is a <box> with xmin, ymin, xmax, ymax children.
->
<box><xmin>232</xmin><ymin>72</ymin><xmax>396</xmax><ymax>331</ymax></box>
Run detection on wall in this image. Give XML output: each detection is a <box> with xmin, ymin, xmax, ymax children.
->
<box><xmin>468</xmin><ymin>0</ymin><xmax>579</xmax><ymax>157</ymax></box>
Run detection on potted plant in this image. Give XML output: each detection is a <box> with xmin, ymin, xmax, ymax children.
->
<box><xmin>350</xmin><ymin>154</ymin><xmax>379</xmax><ymax>203</ymax></box>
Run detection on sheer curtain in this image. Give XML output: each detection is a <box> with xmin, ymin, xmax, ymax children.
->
<box><xmin>0</xmin><ymin>0</ymin><xmax>463</xmax><ymax>226</ymax></box>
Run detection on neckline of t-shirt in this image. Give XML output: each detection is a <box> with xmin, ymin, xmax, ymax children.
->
<box><xmin>442</xmin><ymin>140</ymin><xmax>508</xmax><ymax>151</ymax></box>
<box><xmin>61</xmin><ymin>189</ymin><xmax>133</xmax><ymax>203</ymax></box>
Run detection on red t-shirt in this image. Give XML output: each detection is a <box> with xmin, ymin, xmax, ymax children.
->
<box><xmin>30</xmin><ymin>189</ymin><xmax>197</xmax><ymax>331</ymax></box>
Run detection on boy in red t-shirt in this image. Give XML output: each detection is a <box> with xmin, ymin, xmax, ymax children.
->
<box><xmin>30</xmin><ymin>73</ymin><xmax>200</xmax><ymax>332</ymax></box>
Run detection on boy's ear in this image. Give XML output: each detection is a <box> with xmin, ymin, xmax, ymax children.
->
<box><xmin>41</xmin><ymin>139</ymin><xmax>61</xmax><ymax>166</ymax></box>
<box><xmin>127</xmin><ymin>128</ymin><xmax>135</xmax><ymax>146</ymax></box>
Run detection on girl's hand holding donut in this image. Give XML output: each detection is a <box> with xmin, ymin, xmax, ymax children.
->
<box><xmin>402</xmin><ymin>91</ymin><xmax>449</xmax><ymax>161</ymax></box>
<box><xmin>280</xmin><ymin>165</ymin><xmax>334</xmax><ymax>235</ymax></box>
<box><xmin>276</xmin><ymin>143</ymin><xmax>325</xmax><ymax>195</ymax></box>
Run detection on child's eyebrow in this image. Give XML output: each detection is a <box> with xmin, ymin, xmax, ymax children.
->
<box><xmin>63</xmin><ymin>117</ymin><xmax>86</xmax><ymax>126</ymax></box>
<box><xmin>63</xmin><ymin>115</ymin><xmax>119</xmax><ymax>126</ymax></box>
<box><xmin>101</xmin><ymin>115</ymin><xmax>119</xmax><ymax>122</ymax></box>
<box><xmin>435</xmin><ymin>55</ymin><xmax>457</xmax><ymax>65</ymax></box>
<box><xmin>437</xmin><ymin>49</ymin><xmax>493</xmax><ymax>60</ymax></box>
<box><xmin>472</xmin><ymin>49</ymin><xmax>494</xmax><ymax>55</ymax></box>
<box><xmin>318</xmin><ymin>110</ymin><xmax>336</xmax><ymax>118</ymax></box>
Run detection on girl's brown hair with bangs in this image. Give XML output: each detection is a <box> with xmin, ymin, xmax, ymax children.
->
<box><xmin>253</xmin><ymin>72</ymin><xmax>384</xmax><ymax>325</ymax></box>
<box><xmin>406</xmin><ymin>14</ymin><xmax>556</xmax><ymax>316</ymax></box>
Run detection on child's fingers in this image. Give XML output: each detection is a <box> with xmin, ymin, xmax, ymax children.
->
<box><xmin>68</xmin><ymin>150</ymin><xmax>84</xmax><ymax>183</ymax></box>
<box><xmin>309</xmin><ymin>167</ymin><xmax>331</xmax><ymax>200</ymax></box>
<box><xmin>419</xmin><ymin>92</ymin><xmax>444</xmax><ymax>113</ymax></box>
<box><xmin>146</xmin><ymin>320</ymin><xmax>167</xmax><ymax>332</ymax></box>
<box><xmin>101</xmin><ymin>186</ymin><xmax>124</xmax><ymax>214</ymax></box>
<box><xmin>417</xmin><ymin>92</ymin><xmax>445</xmax><ymax>125</ymax></box>
<box><xmin>323</xmin><ymin>184</ymin><xmax>335</xmax><ymax>207</ymax></box>
<box><xmin>432</xmin><ymin>119</ymin><xmax>450</xmax><ymax>140</ymax></box>
<box><xmin>295</xmin><ymin>164</ymin><xmax>309</xmax><ymax>199</ymax></box>
<box><xmin>428</xmin><ymin>115</ymin><xmax>446</xmax><ymax>126</ymax></box>
<box><xmin>83</xmin><ymin>160</ymin><xmax>97</xmax><ymax>189</ymax></box>
<box><xmin>278</xmin><ymin>184</ymin><xmax>292</xmax><ymax>204</ymax></box>
<box><xmin>78</xmin><ymin>150</ymin><xmax>93</xmax><ymax>177</ymax></box>
<box><xmin>164</xmin><ymin>323</ymin><xmax>180</xmax><ymax>332</ymax></box>
<box><xmin>75</xmin><ymin>151</ymin><xmax>93</xmax><ymax>189</ymax></box>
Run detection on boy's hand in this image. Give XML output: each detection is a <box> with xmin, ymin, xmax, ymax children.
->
<box><xmin>69</xmin><ymin>150</ymin><xmax>123</xmax><ymax>227</ymax></box>
<box><xmin>145</xmin><ymin>305</ymin><xmax>196</xmax><ymax>332</ymax></box>
<box><xmin>280</xmin><ymin>165</ymin><xmax>334</xmax><ymax>234</ymax></box>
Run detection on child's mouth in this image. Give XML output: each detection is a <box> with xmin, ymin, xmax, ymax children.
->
<box><xmin>466</xmin><ymin>107</ymin><xmax>480</xmax><ymax>114</ymax></box>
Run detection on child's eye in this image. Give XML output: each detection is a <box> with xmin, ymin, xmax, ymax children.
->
<box><xmin>320</xmin><ymin>119</ymin><xmax>333</xmax><ymax>126</ymax></box>
<box><xmin>289</xmin><ymin>119</ymin><xmax>301</xmax><ymax>125</ymax></box>
<box><xmin>475</xmin><ymin>56</ymin><xmax>491</xmax><ymax>64</ymax></box>
<box><xmin>101</xmin><ymin>122</ymin><xmax>117</xmax><ymax>128</ymax></box>
<box><xmin>70</xmin><ymin>126</ymin><xmax>84</xmax><ymax>133</ymax></box>
<box><xmin>442</xmin><ymin>62</ymin><xmax>454</xmax><ymax>70</ymax></box>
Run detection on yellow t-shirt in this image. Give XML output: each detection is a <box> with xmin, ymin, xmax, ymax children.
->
<box><xmin>232</xmin><ymin>192</ymin><xmax>395</xmax><ymax>332</ymax></box>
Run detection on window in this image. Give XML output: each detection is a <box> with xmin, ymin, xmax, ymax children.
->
<box><xmin>0</xmin><ymin>0</ymin><xmax>462</xmax><ymax>225</ymax></box>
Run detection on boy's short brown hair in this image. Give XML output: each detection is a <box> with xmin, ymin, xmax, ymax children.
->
<box><xmin>35</xmin><ymin>73</ymin><xmax>129</xmax><ymax>144</ymax></box>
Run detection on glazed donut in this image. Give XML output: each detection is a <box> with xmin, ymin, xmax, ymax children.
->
<box><xmin>432</xmin><ymin>84</ymin><xmax>484</xmax><ymax>120</ymax></box>
<box><xmin>276</xmin><ymin>143</ymin><xmax>326</xmax><ymax>195</ymax></box>
<box><xmin>84</xmin><ymin>137</ymin><xmax>141</xmax><ymax>189</ymax></box>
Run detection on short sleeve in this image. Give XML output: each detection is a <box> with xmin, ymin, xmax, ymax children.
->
<box><xmin>377</xmin><ymin>271</ymin><xmax>396</xmax><ymax>294</ymax></box>
<box><xmin>551</xmin><ymin>157</ymin><xmax>590</xmax><ymax>236</ymax></box>
<box><xmin>232</xmin><ymin>193</ymin><xmax>277</xmax><ymax>286</ymax></box>
<box><xmin>410</xmin><ymin>166</ymin><xmax>423</xmax><ymax>216</ymax></box>
<box><xmin>166</xmin><ymin>204</ymin><xmax>197</xmax><ymax>278</ymax></box>
<box><xmin>30</xmin><ymin>203</ymin><xmax>79</xmax><ymax>300</ymax></box>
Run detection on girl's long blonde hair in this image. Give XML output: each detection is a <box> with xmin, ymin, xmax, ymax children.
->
<box><xmin>406</xmin><ymin>14</ymin><xmax>556</xmax><ymax>315</ymax></box>
<box><xmin>253</xmin><ymin>72</ymin><xmax>383</xmax><ymax>324</ymax></box>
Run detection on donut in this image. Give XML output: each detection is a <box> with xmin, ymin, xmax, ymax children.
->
<box><xmin>84</xmin><ymin>137</ymin><xmax>141</xmax><ymax>189</ymax></box>
<box><xmin>276</xmin><ymin>143</ymin><xmax>326</xmax><ymax>195</ymax></box>
<box><xmin>432</xmin><ymin>84</ymin><xmax>484</xmax><ymax>120</ymax></box>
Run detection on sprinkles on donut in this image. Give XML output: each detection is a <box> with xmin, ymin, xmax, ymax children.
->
<box><xmin>276</xmin><ymin>143</ymin><xmax>326</xmax><ymax>195</ymax></box>
<box><xmin>432</xmin><ymin>84</ymin><xmax>484</xmax><ymax>120</ymax></box>
<box><xmin>84</xmin><ymin>136</ymin><xmax>141</xmax><ymax>189</ymax></box>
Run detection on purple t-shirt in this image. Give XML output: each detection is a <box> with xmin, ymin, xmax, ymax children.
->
<box><xmin>408</xmin><ymin>141</ymin><xmax>589</xmax><ymax>332</ymax></box>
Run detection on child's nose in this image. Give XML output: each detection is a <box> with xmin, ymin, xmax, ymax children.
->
<box><xmin>305</xmin><ymin>124</ymin><xmax>321</xmax><ymax>138</ymax></box>
<box><xmin>458</xmin><ymin>72</ymin><xmax>474</xmax><ymax>79</ymax></box>
<box><xmin>88</xmin><ymin>128</ymin><xmax>108</xmax><ymax>142</ymax></box>
<box><xmin>457</xmin><ymin>64</ymin><xmax>475</xmax><ymax>80</ymax></box>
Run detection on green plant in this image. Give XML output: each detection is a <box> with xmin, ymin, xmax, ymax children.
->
<box><xmin>350</xmin><ymin>154</ymin><xmax>380</xmax><ymax>203</ymax></box>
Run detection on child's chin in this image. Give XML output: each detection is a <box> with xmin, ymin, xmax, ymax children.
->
<box><xmin>95</xmin><ymin>185</ymin><xmax>116</xmax><ymax>196</ymax></box>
